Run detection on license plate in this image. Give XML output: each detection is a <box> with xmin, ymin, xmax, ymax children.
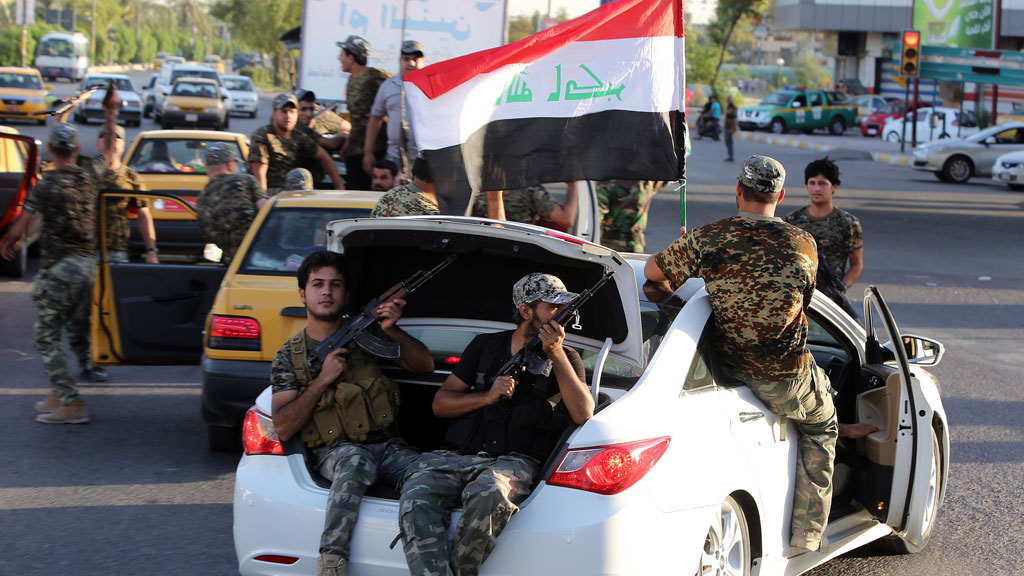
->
<box><xmin>1000</xmin><ymin>173</ymin><xmax>1014</xmax><ymax>181</ymax></box>
<box><xmin>867</xmin><ymin>129</ymin><xmax>877</xmax><ymax>135</ymax></box>
<box><xmin>7</xmin><ymin>106</ymin><xmax>18</xmax><ymax>112</ymax></box>
<box><xmin>185</xmin><ymin>113</ymin><xmax>198</xmax><ymax>122</ymax></box>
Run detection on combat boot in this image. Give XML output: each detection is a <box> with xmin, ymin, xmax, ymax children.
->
<box><xmin>316</xmin><ymin>553</ymin><xmax>347</xmax><ymax>576</ymax></box>
<box><xmin>35</xmin><ymin>399</ymin><xmax>89</xmax><ymax>424</ymax></box>
<box><xmin>80</xmin><ymin>366</ymin><xmax>109</xmax><ymax>382</ymax></box>
<box><xmin>34</xmin><ymin>390</ymin><xmax>60</xmax><ymax>413</ymax></box>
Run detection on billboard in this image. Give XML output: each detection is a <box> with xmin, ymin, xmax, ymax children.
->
<box><xmin>299</xmin><ymin>0</ymin><xmax>508</xmax><ymax>101</ymax></box>
<box><xmin>913</xmin><ymin>0</ymin><xmax>996</xmax><ymax>50</ymax></box>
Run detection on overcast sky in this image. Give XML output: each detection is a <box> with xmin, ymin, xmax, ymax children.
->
<box><xmin>508</xmin><ymin>0</ymin><xmax>714</xmax><ymax>24</ymax></box>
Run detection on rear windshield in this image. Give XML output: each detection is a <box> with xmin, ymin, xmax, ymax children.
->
<box><xmin>172</xmin><ymin>81</ymin><xmax>218</xmax><ymax>97</ymax></box>
<box><xmin>239</xmin><ymin>207</ymin><xmax>372</xmax><ymax>274</ymax></box>
<box><xmin>127</xmin><ymin>138</ymin><xmax>246</xmax><ymax>175</ymax></box>
<box><xmin>172</xmin><ymin>69</ymin><xmax>218</xmax><ymax>84</ymax></box>
<box><xmin>223</xmin><ymin>77</ymin><xmax>254</xmax><ymax>91</ymax></box>
<box><xmin>85</xmin><ymin>77</ymin><xmax>133</xmax><ymax>91</ymax></box>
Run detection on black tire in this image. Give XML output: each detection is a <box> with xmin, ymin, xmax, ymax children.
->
<box><xmin>942</xmin><ymin>155</ymin><xmax>973</xmax><ymax>184</ymax></box>
<box><xmin>223</xmin><ymin>116</ymin><xmax>230</xmax><ymax>130</ymax></box>
<box><xmin>0</xmin><ymin>239</ymin><xmax>28</xmax><ymax>278</ymax></box>
<box><xmin>770</xmin><ymin>118</ymin><xmax>786</xmax><ymax>134</ymax></box>
<box><xmin>829</xmin><ymin>116</ymin><xmax>847</xmax><ymax>136</ymax></box>
<box><xmin>876</xmin><ymin>427</ymin><xmax>943</xmax><ymax>554</ymax></box>
<box><xmin>934</xmin><ymin>172</ymin><xmax>950</xmax><ymax>182</ymax></box>
<box><xmin>37</xmin><ymin>116</ymin><xmax>47</xmax><ymax>126</ymax></box>
<box><xmin>249</xmin><ymin>110</ymin><xmax>257</xmax><ymax>119</ymax></box>
<box><xmin>208</xmin><ymin>425</ymin><xmax>241</xmax><ymax>452</ymax></box>
<box><xmin>1008</xmin><ymin>183</ymin><xmax>1024</xmax><ymax>191</ymax></box>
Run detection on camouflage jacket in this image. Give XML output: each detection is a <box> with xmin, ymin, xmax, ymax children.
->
<box><xmin>596</xmin><ymin>180</ymin><xmax>666</xmax><ymax>253</ymax></box>
<box><xmin>294</xmin><ymin>124</ymin><xmax>326</xmax><ymax>186</ymax></box>
<box><xmin>371</xmin><ymin>182</ymin><xmax>440</xmax><ymax>217</ymax></box>
<box><xmin>196</xmin><ymin>174</ymin><xmax>268</xmax><ymax>263</ymax></box>
<box><xmin>24</xmin><ymin>164</ymin><xmax>97</xmax><ymax>268</ymax></box>
<box><xmin>653</xmin><ymin>213</ymin><xmax>818</xmax><ymax>384</ymax></box>
<box><xmin>470</xmin><ymin>186</ymin><xmax>558</xmax><ymax>224</ymax></box>
<box><xmin>311</xmin><ymin>107</ymin><xmax>346</xmax><ymax>136</ymax></box>
<box><xmin>249</xmin><ymin>125</ymin><xmax>320</xmax><ymax>193</ymax></box>
<box><xmin>783</xmin><ymin>206</ymin><xmax>863</xmax><ymax>276</ymax></box>
<box><xmin>92</xmin><ymin>156</ymin><xmax>150</xmax><ymax>253</ymax></box>
<box><xmin>346</xmin><ymin>68</ymin><xmax>391</xmax><ymax>157</ymax></box>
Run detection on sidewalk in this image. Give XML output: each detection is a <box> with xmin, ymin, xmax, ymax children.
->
<box><xmin>732</xmin><ymin>130</ymin><xmax>912</xmax><ymax>166</ymax></box>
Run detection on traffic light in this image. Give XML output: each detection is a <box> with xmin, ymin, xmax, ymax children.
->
<box><xmin>900</xmin><ymin>29</ymin><xmax>921</xmax><ymax>77</ymax></box>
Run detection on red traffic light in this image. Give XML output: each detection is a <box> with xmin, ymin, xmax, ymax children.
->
<box><xmin>903</xmin><ymin>31</ymin><xmax>920</xmax><ymax>47</ymax></box>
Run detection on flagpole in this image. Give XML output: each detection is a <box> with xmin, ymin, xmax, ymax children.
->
<box><xmin>677</xmin><ymin>0</ymin><xmax>687</xmax><ymax>232</ymax></box>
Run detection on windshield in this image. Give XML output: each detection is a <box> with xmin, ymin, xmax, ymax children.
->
<box><xmin>969</xmin><ymin>124</ymin><xmax>1023</xmax><ymax>143</ymax></box>
<box><xmin>172</xmin><ymin>69</ymin><xmax>218</xmax><ymax>84</ymax></box>
<box><xmin>0</xmin><ymin>73</ymin><xmax>42</xmax><ymax>91</ymax></box>
<box><xmin>240</xmin><ymin>207</ymin><xmax>373</xmax><ymax>274</ymax></box>
<box><xmin>38</xmin><ymin>38</ymin><xmax>74</xmax><ymax>58</ymax></box>
<box><xmin>85</xmin><ymin>77</ymin><xmax>134</xmax><ymax>91</ymax></box>
<box><xmin>127</xmin><ymin>138</ymin><xmax>245</xmax><ymax>175</ymax></box>
<box><xmin>172</xmin><ymin>81</ymin><xmax>218</xmax><ymax>97</ymax></box>
<box><xmin>223</xmin><ymin>77</ymin><xmax>254</xmax><ymax>91</ymax></box>
<box><xmin>761</xmin><ymin>92</ymin><xmax>795</xmax><ymax>107</ymax></box>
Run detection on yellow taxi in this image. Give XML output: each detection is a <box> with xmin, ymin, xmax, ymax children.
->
<box><xmin>0</xmin><ymin>67</ymin><xmax>51</xmax><ymax>126</ymax></box>
<box><xmin>89</xmin><ymin>188</ymin><xmax>383</xmax><ymax>450</ymax></box>
<box><xmin>202</xmin><ymin>54</ymin><xmax>226</xmax><ymax>75</ymax></box>
<box><xmin>998</xmin><ymin>103</ymin><xmax>1024</xmax><ymax>125</ymax></box>
<box><xmin>154</xmin><ymin>52</ymin><xmax>168</xmax><ymax>70</ymax></box>
<box><xmin>0</xmin><ymin>127</ymin><xmax>42</xmax><ymax>277</ymax></box>
<box><xmin>161</xmin><ymin>76</ymin><xmax>230</xmax><ymax>130</ymax></box>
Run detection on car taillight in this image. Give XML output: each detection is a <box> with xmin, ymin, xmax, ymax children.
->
<box><xmin>547</xmin><ymin>436</ymin><xmax>670</xmax><ymax>495</ymax></box>
<box><xmin>207</xmin><ymin>315</ymin><xmax>261</xmax><ymax>351</ymax></box>
<box><xmin>242</xmin><ymin>408</ymin><xmax>284</xmax><ymax>456</ymax></box>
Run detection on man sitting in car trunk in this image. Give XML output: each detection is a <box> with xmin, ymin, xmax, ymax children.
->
<box><xmin>269</xmin><ymin>250</ymin><xmax>434</xmax><ymax>576</ymax></box>
<box><xmin>399</xmin><ymin>273</ymin><xmax>594</xmax><ymax>576</ymax></box>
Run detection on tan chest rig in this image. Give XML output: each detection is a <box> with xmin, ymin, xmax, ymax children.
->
<box><xmin>289</xmin><ymin>331</ymin><xmax>401</xmax><ymax>448</ymax></box>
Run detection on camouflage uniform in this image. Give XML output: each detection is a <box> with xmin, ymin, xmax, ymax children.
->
<box><xmin>470</xmin><ymin>186</ymin><xmax>558</xmax><ymax>224</ymax></box>
<box><xmin>652</xmin><ymin>156</ymin><xmax>837</xmax><ymax>550</ymax></box>
<box><xmin>345</xmin><ymin>67</ymin><xmax>391</xmax><ymax>190</ymax></box>
<box><xmin>196</xmin><ymin>173</ymin><xmax>268</xmax><ymax>264</ymax></box>
<box><xmin>270</xmin><ymin>329</ymin><xmax>420</xmax><ymax>572</ymax></box>
<box><xmin>25</xmin><ymin>164</ymin><xmax>98</xmax><ymax>403</ymax></box>
<box><xmin>295</xmin><ymin>124</ymin><xmax>327</xmax><ymax>187</ymax></box>
<box><xmin>371</xmin><ymin>182</ymin><xmax>440</xmax><ymax>217</ymax></box>
<box><xmin>311</xmin><ymin>106</ymin><xmax>346</xmax><ymax>136</ymax></box>
<box><xmin>783</xmin><ymin>206</ymin><xmax>863</xmax><ymax>278</ymax></box>
<box><xmin>596</xmin><ymin>180</ymin><xmax>666</xmax><ymax>253</ymax></box>
<box><xmin>248</xmin><ymin>124</ymin><xmax>320</xmax><ymax>193</ymax></box>
<box><xmin>92</xmin><ymin>155</ymin><xmax>150</xmax><ymax>262</ymax></box>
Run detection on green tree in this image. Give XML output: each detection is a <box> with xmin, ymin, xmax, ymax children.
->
<box><xmin>707</xmin><ymin>0</ymin><xmax>768</xmax><ymax>93</ymax></box>
<box><xmin>210</xmin><ymin>0</ymin><xmax>302</xmax><ymax>85</ymax></box>
<box><xmin>794</xmin><ymin>53</ymin><xmax>827</xmax><ymax>89</ymax></box>
<box><xmin>115</xmin><ymin>24</ymin><xmax>138</xmax><ymax>63</ymax></box>
<box><xmin>136</xmin><ymin>28</ymin><xmax>158</xmax><ymax>62</ymax></box>
<box><xmin>508</xmin><ymin>12</ymin><xmax>539</xmax><ymax>43</ymax></box>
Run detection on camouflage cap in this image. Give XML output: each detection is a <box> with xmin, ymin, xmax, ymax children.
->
<box><xmin>204</xmin><ymin>142</ymin><xmax>237</xmax><ymax>165</ymax></box>
<box><xmin>295</xmin><ymin>88</ymin><xmax>316</xmax><ymax>102</ymax></box>
<box><xmin>285</xmin><ymin>167</ymin><xmax>314</xmax><ymax>190</ymax></box>
<box><xmin>512</xmin><ymin>273</ymin><xmax>577</xmax><ymax>307</ymax></box>
<box><xmin>337</xmin><ymin>35</ymin><xmax>370</xmax><ymax>60</ymax></box>
<box><xmin>738</xmin><ymin>155</ymin><xmax>786</xmax><ymax>196</ymax></box>
<box><xmin>401</xmin><ymin>40</ymin><xmax>424</xmax><ymax>56</ymax></box>
<box><xmin>273</xmin><ymin>92</ymin><xmax>299</xmax><ymax>110</ymax></box>
<box><xmin>99</xmin><ymin>124</ymin><xmax>126</xmax><ymax>140</ymax></box>
<box><xmin>48</xmin><ymin>122</ymin><xmax>79</xmax><ymax>150</ymax></box>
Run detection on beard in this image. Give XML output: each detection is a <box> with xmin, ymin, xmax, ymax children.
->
<box><xmin>308</xmin><ymin>303</ymin><xmax>344</xmax><ymax>322</ymax></box>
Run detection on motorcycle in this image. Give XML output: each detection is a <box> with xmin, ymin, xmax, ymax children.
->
<box><xmin>698</xmin><ymin>116</ymin><xmax>722</xmax><ymax>141</ymax></box>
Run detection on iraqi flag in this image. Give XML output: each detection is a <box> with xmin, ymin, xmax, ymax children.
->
<box><xmin>404</xmin><ymin>0</ymin><xmax>686</xmax><ymax>215</ymax></box>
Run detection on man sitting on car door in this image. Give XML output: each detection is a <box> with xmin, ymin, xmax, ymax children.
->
<box><xmin>399</xmin><ymin>273</ymin><xmax>594</xmax><ymax>576</ymax></box>
<box><xmin>644</xmin><ymin>155</ymin><xmax>839</xmax><ymax>554</ymax></box>
<box><xmin>269</xmin><ymin>250</ymin><xmax>434</xmax><ymax>576</ymax></box>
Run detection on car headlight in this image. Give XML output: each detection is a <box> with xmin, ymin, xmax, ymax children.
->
<box><xmin>165</xmin><ymin>104</ymin><xmax>180</xmax><ymax>111</ymax></box>
<box><xmin>204</xmin><ymin>107</ymin><xmax>220</xmax><ymax>114</ymax></box>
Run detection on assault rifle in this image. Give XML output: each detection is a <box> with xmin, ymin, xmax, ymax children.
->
<box><xmin>494</xmin><ymin>269</ymin><xmax>615</xmax><ymax>382</ymax></box>
<box><xmin>44</xmin><ymin>87</ymin><xmax>99</xmax><ymax>117</ymax></box>
<box><xmin>316</xmin><ymin>255</ymin><xmax>458</xmax><ymax>363</ymax></box>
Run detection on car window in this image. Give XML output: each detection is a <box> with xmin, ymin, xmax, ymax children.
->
<box><xmin>761</xmin><ymin>92</ymin><xmax>792</xmax><ymax>106</ymax></box>
<box><xmin>173</xmin><ymin>81</ymin><xmax>217</xmax><ymax>98</ymax></box>
<box><xmin>127</xmin><ymin>138</ymin><xmax>244</xmax><ymax>175</ymax></box>
<box><xmin>792</xmin><ymin>96</ymin><xmax>806</xmax><ymax>108</ymax></box>
<box><xmin>172</xmin><ymin>70</ymin><xmax>219</xmax><ymax>85</ymax></box>
<box><xmin>0</xmin><ymin>73</ymin><xmax>42</xmax><ymax>90</ymax></box>
<box><xmin>681</xmin><ymin>329</ymin><xmax>716</xmax><ymax>393</ymax></box>
<box><xmin>85</xmin><ymin>77</ymin><xmax>133</xmax><ymax>91</ymax></box>
<box><xmin>808</xmin><ymin>93</ymin><xmax>823</xmax><ymax>107</ymax></box>
<box><xmin>224</xmin><ymin>78</ymin><xmax>254</xmax><ymax>91</ymax></box>
<box><xmin>239</xmin><ymin>207</ymin><xmax>373</xmax><ymax>274</ymax></box>
<box><xmin>994</xmin><ymin>128</ymin><xmax>1024</xmax><ymax>144</ymax></box>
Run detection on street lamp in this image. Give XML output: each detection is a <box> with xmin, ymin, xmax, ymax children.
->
<box><xmin>776</xmin><ymin>57</ymin><xmax>785</xmax><ymax>90</ymax></box>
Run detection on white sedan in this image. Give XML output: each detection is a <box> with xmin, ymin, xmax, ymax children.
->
<box><xmin>991</xmin><ymin>149</ymin><xmax>1024</xmax><ymax>191</ymax></box>
<box><xmin>882</xmin><ymin>106</ymin><xmax>979</xmax><ymax>144</ymax></box>
<box><xmin>222</xmin><ymin>74</ymin><xmax>259</xmax><ymax>118</ymax></box>
<box><xmin>234</xmin><ymin>217</ymin><xmax>949</xmax><ymax>576</ymax></box>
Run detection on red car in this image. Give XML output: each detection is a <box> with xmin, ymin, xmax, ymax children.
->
<box><xmin>861</xmin><ymin>100</ymin><xmax>933</xmax><ymax>137</ymax></box>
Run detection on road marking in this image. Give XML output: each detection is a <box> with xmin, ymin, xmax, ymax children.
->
<box><xmin>0</xmin><ymin>480</ymin><xmax>233</xmax><ymax>509</ymax></box>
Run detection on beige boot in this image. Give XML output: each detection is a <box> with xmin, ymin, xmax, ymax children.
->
<box><xmin>36</xmin><ymin>399</ymin><xmax>89</xmax><ymax>424</ymax></box>
<box><xmin>316</xmin><ymin>553</ymin><xmax>347</xmax><ymax>576</ymax></box>
<box><xmin>34</xmin><ymin>390</ymin><xmax>60</xmax><ymax>413</ymax></box>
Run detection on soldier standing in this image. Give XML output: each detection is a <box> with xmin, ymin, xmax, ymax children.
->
<box><xmin>363</xmin><ymin>40</ymin><xmax>425</xmax><ymax>177</ymax></box>
<box><xmin>370</xmin><ymin>156</ymin><xmax>440</xmax><ymax>217</ymax></box>
<box><xmin>196</xmin><ymin>143</ymin><xmax>268</xmax><ymax>265</ymax></box>
<box><xmin>596</xmin><ymin>180</ymin><xmax>667</xmax><ymax>253</ymax></box>
<box><xmin>337</xmin><ymin>35</ymin><xmax>391</xmax><ymax>190</ymax></box>
<box><xmin>249</xmin><ymin>93</ymin><xmax>344</xmax><ymax>193</ymax></box>
<box><xmin>471</xmin><ymin>182</ymin><xmax>579</xmax><ymax>231</ymax></box>
<box><xmin>644</xmin><ymin>155</ymin><xmax>838</xmax><ymax>554</ymax></box>
<box><xmin>0</xmin><ymin>123</ymin><xmax>98</xmax><ymax>424</ymax></box>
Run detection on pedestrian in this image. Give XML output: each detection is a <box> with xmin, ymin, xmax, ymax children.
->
<box><xmin>471</xmin><ymin>182</ymin><xmax>579</xmax><ymax>230</ymax></box>
<box><xmin>0</xmin><ymin>122</ymin><xmax>99</xmax><ymax>423</ymax></box>
<box><xmin>337</xmin><ymin>35</ymin><xmax>391</xmax><ymax>190</ymax></box>
<box><xmin>196</xmin><ymin>143</ymin><xmax>268</xmax><ymax>265</ymax></box>
<box><xmin>286</xmin><ymin>167</ymin><xmax>315</xmax><ymax>191</ymax></box>
<box><xmin>364</xmin><ymin>40</ymin><xmax>425</xmax><ymax>178</ymax></box>
<box><xmin>295</xmin><ymin>89</ymin><xmax>349</xmax><ymax>189</ymax></box>
<box><xmin>596</xmin><ymin>180</ymin><xmax>667</xmax><ymax>253</ymax></box>
<box><xmin>249</xmin><ymin>93</ymin><xmax>344</xmax><ymax>193</ymax></box>
<box><xmin>370</xmin><ymin>156</ymin><xmax>440</xmax><ymax>217</ymax></box>
<box><xmin>783</xmin><ymin>157</ymin><xmax>863</xmax><ymax>294</ymax></box>
<box><xmin>270</xmin><ymin>250</ymin><xmax>434</xmax><ymax>576</ymax></box>
<box><xmin>370</xmin><ymin>158</ymin><xmax>399</xmax><ymax>192</ymax></box>
<box><xmin>644</xmin><ymin>155</ymin><xmax>838</xmax><ymax>554</ymax></box>
<box><xmin>399</xmin><ymin>273</ymin><xmax>594</xmax><ymax>576</ymax></box>
<box><xmin>724</xmin><ymin>94</ymin><xmax>738</xmax><ymax>161</ymax></box>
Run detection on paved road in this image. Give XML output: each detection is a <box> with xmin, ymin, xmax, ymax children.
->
<box><xmin>1</xmin><ymin>70</ymin><xmax>1022</xmax><ymax>575</ymax></box>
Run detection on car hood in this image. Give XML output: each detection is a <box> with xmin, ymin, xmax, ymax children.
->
<box><xmin>0</xmin><ymin>88</ymin><xmax>46</xmax><ymax>98</ymax></box>
<box><xmin>86</xmin><ymin>89</ymin><xmax>141</xmax><ymax>103</ymax></box>
<box><xmin>995</xmin><ymin>149</ymin><xmax>1024</xmax><ymax>163</ymax></box>
<box><xmin>741</xmin><ymin>105</ymin><xmax>779</xmax><ymax>114</ymax></box>
<box><xmin>326</xmin><ymin>217</ymin><xmax>645</xmax><ymax>368</ymax></box>
<box><xmin>916</xmin><ymin>138</ymin><xmax>978</xmax><ymax>153</ymax></box>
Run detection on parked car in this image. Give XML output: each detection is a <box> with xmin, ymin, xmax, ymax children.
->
<box><xmin>996</xmin><ymin>103</ymin><xmax>1024</xmax><ymax>125</ymax></box>
<box><xmin>738</xmin><ymin>89</ymin><xmax>857</xmax><ymax>135</ymax></box>
<box><xmin>0</xmin><ymin>129</ymin><xmax>41</xmax><ymax>277</ymax></box>
<box><xmin>221</xmin><ymin>74</ymin><xmax>259</xmax><ymax>118</ymax></box>
<box><xmin>881</xmin><ymin>107</ymin><xmax>979</xmax><ymax>144</ymax></box>
<box><xmin>140</xmin><ymin>72</ymin><xmax>159</xmax><ymax>117</ymax></box>
<box><xmin>153</xmin><ymin>63</ymin><xmax>225</xmax><ymax>123</ymax></box>
<box><xmin>202</xmin><ymin>54</ymin><xmax>226</xmax><ymax>75</ymax></box>
<box><xmin>859</xmin><ymin>101</ymin><xmax>933</xmax><ymax>138</ymax></box>
<box><xmin>159</xmin><ymin>77</ymin><xmax>230</xmax><ymax>130</ymax></box>
<box><xmin>231</xmin><ymin>216</ymin><xmax>949</xmax><ymax>576</ymax></box>
<box><xmin>991</xmin><ymin>149</ymin><xmax>1024</xmax><ymax>191</ymax></box>
<box><xmin>911</xmin><ymin>122</ymin><xmax>1024</xmax><ymax>183</ymax></box>
<box><xmin>0</xmin><ymin>67</ymin><xmax>51</xmax><ymax>126</ymax></box>
<box><xmin>154</xmin><ymin>52</ymin><xmax>170</xmax><ymax>71</ymax></box>
<box><xmin>73</xmin><ymin>73</ymin><xmax>143</xmax><ymax>127</ymax></box>
<box><xmin>851</xmin><ymin>94</ymin><xmax>893</xmax><ymax>123</ymax></box>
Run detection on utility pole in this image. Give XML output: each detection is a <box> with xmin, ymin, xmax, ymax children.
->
<box><xmin>91</xmin><ymin>0</ymin><xmax>97</xmax><ymax>63</ymax></box>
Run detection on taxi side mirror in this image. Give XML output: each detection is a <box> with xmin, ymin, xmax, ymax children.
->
<box><xmin>902</xmin><ymin>334</ymin><xmax>944</xmax><ymax>366</ymax></box>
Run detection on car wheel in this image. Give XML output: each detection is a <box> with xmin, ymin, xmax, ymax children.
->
<box><xmin>37</xmin><ymin>116</ymin><xmax>47</xmax><ymax>126</ymax></box>
<box><xmin>942</xmin><ymin>155</ymin><xmax>973</xmax><ymax>183</ymax></box>
<box><xmin>0</xmin><ymin>238</ymin><xmax>28</xmax><ymax>278</ymax></box>
<box><xmin>876</xmin><ymin>427</ymin><xmax>943</xmax><ymax>554</ymax></box>
<box><xmin>1008</xmin><ymin>183</ymin><xmax>1024</xmax><ymax>192</ymax></box>
<box><xmin>696</xmin><ymin>495</ymin><xmax>751</xmax><ymax>576</ymax></box>
<box><xmin>223</xmin><ymin>116</ymin><xmax>230</xmax><ymax>130</ymax></box>
<box><xmin>249</xmin><ymin>110</ymin><xmax>257</xmax><ymax>119</ymax></box>
<box><xmin>770</xmin><ymin>118</ymin><xmax>786</xmax><ymax>134</ymax></box>
<box><xmin>934</xmin><ymin>172</ymin><xmax>950</xmax><ymax>182</ymax></box>
<box><xmin>885</xmin><ymin>131</ymin><xmax>901</xmax><ymax>143</ymax></box>
<box><xmin>161</xmin><ymin>121</ymin><xmax>173</xmax><ymax>130</ymax></box>
<box><xmin>208</xmin><ymin>424</ymin><xmax>241</xmax><ymax>452</ymax></box>
<box><xmin>829</xmin><ymin>116</ymin><xmax>847</xmax><ymax>136</ymax></box>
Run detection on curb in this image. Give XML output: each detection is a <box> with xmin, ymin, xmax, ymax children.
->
<box><xmin>730</xmin><ymin>129</ymin><xmax>912</xmax><ymax>166</ymax></box>
<box><xmin>869</xmin><ymin>152</ymin><xmax>912</xmax><ymax>166</ymax></box>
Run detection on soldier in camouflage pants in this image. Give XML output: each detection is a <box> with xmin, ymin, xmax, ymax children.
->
<box><xmin>645</xmin><ymin>155</ymin><xmax>838</xmax><ymax>552</ymax></box>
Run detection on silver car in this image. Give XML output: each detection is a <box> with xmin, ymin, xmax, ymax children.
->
<box><xmin>222</xmin><ymin>75</ymin><xmax>259</xmax><ymax>118</ymax></box>
<box><xmin>74</xmin><ymin>74</ymin><xmax>143</xmax><ymax>127</ymax></box>
<box><xmin>911</xmin><ymin>122</ymin><xmax>1024</xmax><ymax>183</ymax></box>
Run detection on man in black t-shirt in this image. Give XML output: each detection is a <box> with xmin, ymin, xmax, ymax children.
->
<box><xmin>398</xmin><ymin>273</ymin><xmax>595</xmax><ymax>576</ymax></box>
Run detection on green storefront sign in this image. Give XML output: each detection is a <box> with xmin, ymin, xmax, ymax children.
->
<box><xmin>913</xmin><ymin>0</ymin><xmax>995</xmax><ymax>49</ymax></box>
